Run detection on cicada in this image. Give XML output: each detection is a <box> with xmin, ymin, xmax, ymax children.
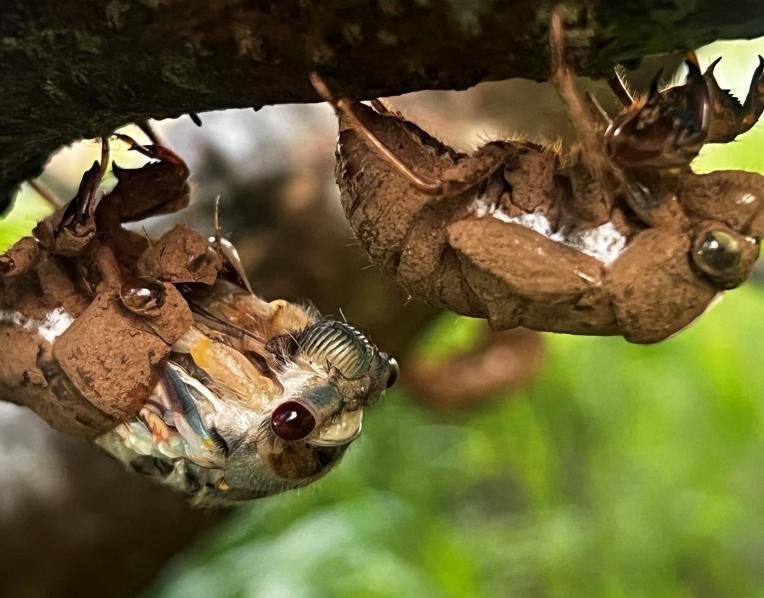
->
<box><xmin>0</xmin><ymin>134</ymin><xmax>397</xmax><ymax>506</ymax></box>
<box><xmin>311</xmin><ymin>9</ymin><xmax>764</xmax><ymax>343</ymax></box>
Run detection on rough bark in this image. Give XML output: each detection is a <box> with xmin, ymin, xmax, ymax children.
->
<box><xmin>3</xmin><ymin>0</ymin><xmax>764</xmax><ymax>211</ymax></box>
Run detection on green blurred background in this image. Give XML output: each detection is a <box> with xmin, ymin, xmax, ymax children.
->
<box><xmin>4</xmin><ymin>38</ymin><xmax>764</xmax><ymax>598</ymax></box>
<box><xmin>151</xmin><ymin>290</ymin><xmax>764</xmax><ymax>598</ymax></box>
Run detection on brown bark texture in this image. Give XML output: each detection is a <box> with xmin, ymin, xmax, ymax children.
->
<box><xmin>3</xmin><ymin>0</ymin><xmax>764</xmax><ymax>211</ymax></box>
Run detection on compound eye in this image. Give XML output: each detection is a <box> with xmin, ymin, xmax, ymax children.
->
<box><xmin>270</xmin><ymin>400</ymin><xmax>316</xmax><ymax>441</ymax></box>
<box><xmin>385</xmin><ymin>356</ymin><xmax>399</xmax><ymax>389</ymax></box>
<box><xmin>119</xmin><ymin>277</ymin><xmax>166</xmax><ymax>315</ymax></box>
<box><xmin>694</xmin><ymin>230</ymin><xmax>741</xmax><ymax>275</ymax></box>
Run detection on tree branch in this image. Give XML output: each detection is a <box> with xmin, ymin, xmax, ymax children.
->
<box><xmin>3</xmin><ymin>0</ymin><xmax>764</xmax><ymax>210</ymax></box>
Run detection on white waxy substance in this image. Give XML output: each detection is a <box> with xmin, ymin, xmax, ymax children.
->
<box><xmin>0</xmin><ymin>307</ymin><xmax>74</xmax><ymax>343</ymax></box>
<box><xmin>472</xmin><ymin>198</ymin><xmax>628</xmax><ymax>266</ymax></box>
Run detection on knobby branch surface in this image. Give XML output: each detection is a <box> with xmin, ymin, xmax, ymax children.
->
<box><xmin>3</xmin><ymin>1</ymin><xmax>764</xmax><ymax>210</ymax></box>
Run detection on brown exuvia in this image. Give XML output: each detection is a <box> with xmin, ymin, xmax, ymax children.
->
<box><xmin>312</xmin><ymin>9</ymin><xmax>764</xmax><ymax>344</ymax></box>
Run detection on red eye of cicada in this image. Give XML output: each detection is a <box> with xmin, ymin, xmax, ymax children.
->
<box><xmin>270</xmin><ymin>401</ymin><xmax>316</xmax><ymax>441</ymax></box>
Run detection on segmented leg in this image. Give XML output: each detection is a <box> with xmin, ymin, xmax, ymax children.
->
<box><xmin>584</xmin><ymin>91</ymin><xmax>613</xmax><ymax>127</ymax></box>
<box><xmin>211</xmin><ymin>196</ymin><xmax>255</xmax><ymax>294</ymax></box>
<box><xmin>112</xmin><ymin>133</ymin><xmax>187</xmax><ymax>173</ymax></box>
<box><xmin>33</xmin><ymin>137</ymin><xmax>110</xmax><ymax>256</ymax></box>
<box><xmin>97</xmin><ymin>133</ymin><xmax>190</xmax><ymax>223</ymax></box>
<box><xmin>548</xmin><ymin>8</ymin><xmax>620</xmax><ymax>225</ymax></box>
<box><xmin>550</xmin><ymin>10</ymin><xmax>699</xmax><ymax>229</ymax></box>
<box><xmin>741</xmin><ymin>56</ymin><xmax>764</xmax><ymax>129</ymax></box>
<box><xmin>370</xmin><ymin>99</ymin><xmax>393</xmax><ymax>116</ymax></box>
<box><xmin>606</xmin><ymin>55</ymin><xmax>711</xmax><ymax>169</ymax></box>
<box><xmin>549</xmin><ymin>8</ymin><xmax>614</xmax><ymax>200</ymax></box>
<box><xmin>311</xmin><ymin>73</ymin><xmax>446</xmax><ymax>193</ymax></box>
<box><xmin>136</xmin><ymin>119</ymin><xmax>162</xmax><ymax>145</ymax></box>
<box><xmin>12</xmin><ymin>125</ymin><xmax>188</xmax><ymax>269</ymax></box>
<box><xmin>311</xmin><ymin>73</ymin><xmax>512</xmax><ymax>197</ymax></box>
<box><xmin>704</xmin><ymin>55</ymin><xmax>764</xmax><ymax>143</ymax></box>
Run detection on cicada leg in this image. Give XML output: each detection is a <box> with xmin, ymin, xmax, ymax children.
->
<box><xmin>311</xmin><ymin>73</ymin><xmax>445</xmax><ymax>193</ymax></box>
<box><xmin>81</xmin><ymin>130</ymin><xmax>193</xmax><ymax>274</ymax></box>
<box><xmin>549</xmin><ymin>9</ymin><xmax>614</xmax><ymax>195</ymax></box>
<box><xmin>28</xmin><ymin>137</ymin><xmax>109</xmax><ymax>259</ymax></box>
<box><xmin>704</xmin><ymin>55</ymin><xmax>764</xmax><ymax>143</ymax></box>
<box><xmin>607</xmin><ymin>54</ymin><xmax>711</xmax><ymax>170</ymax></box>
<box><xmin>99</xmin><ymin>132</ymin><xmax>190</xmax><ymax>223</ymax></box>
<box><xmin>550</xmin><ymin>9</ymin><xmax>694</xmax><ymax>230</ymax></box>
<box><xmin>584</xmin><ymin>91</ymin><xmax>613</xmax><ymax>127</ymax></box>
<box><xmin>739</xmin><ymin>56</ymin><xmax>764</xmax><ymax>133</ymax></box>
<box><xmin>548</xmin><ymin>8</ymin><xmax>620</xmax><ymax>225</ymax></box>
<box><xmin>28</xmin><ymin>179</ymin><xmax>63</xmax><ymax>210</ymax></box>
<box><xmin>211</xmin><ymin>196</ymin><xmax>255</xmax><ymax>295</ymax></box>
<box><xmin>311</xmin><ymin>73</ymin><xmax>511</xmax><ymax>197</ymax></box>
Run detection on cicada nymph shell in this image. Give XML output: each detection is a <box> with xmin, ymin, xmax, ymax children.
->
<box><xmin>313</xmin><ymin>11</ymin><xmax>764</xmax><ymax>343</ymax></box>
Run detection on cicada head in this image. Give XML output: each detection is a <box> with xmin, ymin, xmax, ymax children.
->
<box><xmin>96</xmin><ymin>281</ymin><xmax>397</xmax><ymax>506</ymax></box>
<box><xmin>675</xmin><ymin>169</ymin><xmax>764</xmax><ymax>291</ymax></box>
